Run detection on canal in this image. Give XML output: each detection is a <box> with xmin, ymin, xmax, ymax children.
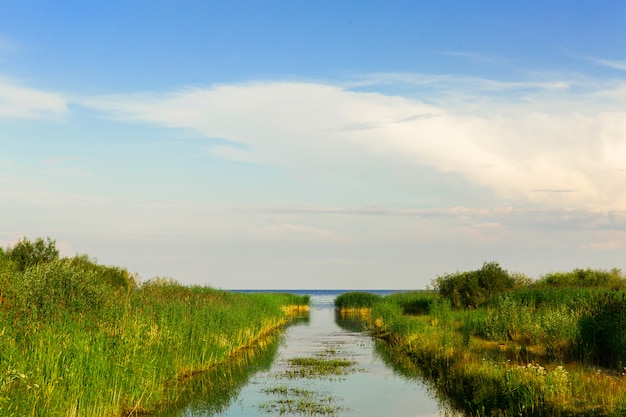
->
<box><xmin>156</xmin><ymin>292</ymin><xmax>453</xmax><ymax>416</ymax></box>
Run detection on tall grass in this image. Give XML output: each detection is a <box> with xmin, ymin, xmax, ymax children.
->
<box><xmin>334</xmin><ymin>291</ymin><xmax>381</xmax><ymax>310</ymax></box>
<box><xmin>576</xmin><ymin>292</ymin><xmax>626</xmax><ymax>369</ymax></box>
<box><xmin>154</xmin><ymin>332</ymin><xmax>282</xmax><ymax>417</ymax></box>
<box><xmin>384</xmin><ymin>290</ymin><xmax>437</xmax><ymax>315</ymax></box>
<box><xmin>0</xmin><ymin>249</ymin><xmax>308</xmax><ymax>417</ymax></box>
<box><xmin>339</xmin><ymin>281</ymin><xmax>626</xmax><ymax>416</ymax></box>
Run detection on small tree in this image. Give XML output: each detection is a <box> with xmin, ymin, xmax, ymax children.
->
<box><xmin>6</xmin><ymin>237</ymin><xmax>60</xmax><ymax>272</ymax></box>
<box><xmin>432</xmin><ymin>262</ymin><xmax>517</xmax><ymax>309</ymax></box>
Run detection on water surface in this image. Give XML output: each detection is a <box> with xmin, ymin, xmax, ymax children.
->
<box><xmin>162</xmin><ymin>291</ymin><xmax>451</xmax><ymax>416</ymax></box>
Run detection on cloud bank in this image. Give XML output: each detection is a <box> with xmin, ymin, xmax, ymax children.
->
<box><xmin>0</xmin><ymin>77</ymin><xmax>67</xmax><ymax>119</ymax></box>
<box><xmin>4</xmin><ymin>72</ymin><xmax>625</xmax><ymax>287</ymax></box>
<box><xmin>84</xmin><ymin>78</ymin><xmax>626</xmax><ymax>211</ymax></box>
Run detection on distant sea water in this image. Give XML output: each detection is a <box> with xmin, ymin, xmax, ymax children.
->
<box><xmin>233</xmin><ymin>289</ymin><xmax>404</xmax><ymax>310</ymax></box>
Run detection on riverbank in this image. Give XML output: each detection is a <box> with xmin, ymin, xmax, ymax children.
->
<box><xmin>336</xmin><ymin>265</ymin><xmax>626</xmax><ymax>416</ymax></box>
<box><xmin>0</xmin><ymin>239</ymin><xmax>308</xmax><ymax>417</ymax></box>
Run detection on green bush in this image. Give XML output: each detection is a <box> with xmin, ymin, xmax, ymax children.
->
<box><xmin>5</xmin><ymin>237</ymin><xmax>59</xmax><ymax>272</ymax></box>
<box><xmin>12</xmin><ymin>258</ymin><xmax>111</xmax><ymax>322</ymax></box>
<box><xmin>577</xmin><ymin>292</ymin><xmax>626</xmax><ymax>369</ymax></box>
<box><xmin>536</xmin><ymin>268</ymin><xmax>625</xmax><ymax>289</ymax></box>
<box><xmin>66</xmin><ymin>254</ymin><xmax>137</xmax><ymax>290</ymax></box>
<box><xmin>432</xmin><ymin>262</ymin><xmax>522</xmax><ymax>309</ymax></box>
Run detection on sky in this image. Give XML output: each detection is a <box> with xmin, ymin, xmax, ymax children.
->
<box><xmin>1</xmin><ymin>1</ymin><xmax>626</xmax><ymax>289</ymax></box>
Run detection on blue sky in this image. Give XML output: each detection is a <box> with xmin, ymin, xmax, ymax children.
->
<box><xmin>1</xmin><ymin>1</ymin><xmax>626</xmax><ymax>289</ymax></box>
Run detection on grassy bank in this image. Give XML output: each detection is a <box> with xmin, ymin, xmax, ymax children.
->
<box><xmin>337</xmin><ymin>264</ymin><xmax>626</xmax><ymax>416</ymax></box>
<box><xmin>0</xmin><ymin>238</ymin><xmax>308</xmax><ymax>417</ymax></box>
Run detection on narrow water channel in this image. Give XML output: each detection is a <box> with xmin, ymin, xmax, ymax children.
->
<box><xmin>157</xmin><ymin>293</ymin><xmax>453</xmax><ymax>417</ymax></box>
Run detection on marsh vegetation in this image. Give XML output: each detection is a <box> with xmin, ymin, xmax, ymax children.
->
<box><xmin>8</xmin><ymin>236</ymin><xmax>623</xmax><ymax>416</ymax></box>
<box><xmin>259</xmin><ymin>351</ymin><xmax>359</xmax><ymax>416</ymax></box>
<box><xmin>0</xmin><ymin>237</ymin><xmax>308</xmax><ymax>416</ymax></box>
<box><xmin>337</xmin><ymin>262</ymin><xmax>626</xmax><ymax>416</ymax></box>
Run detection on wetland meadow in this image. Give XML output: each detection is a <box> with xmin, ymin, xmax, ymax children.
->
<box><xmin>4</xmin><ymin>238</ymin><xmax>626</xmax><ymax>416</ymax></box>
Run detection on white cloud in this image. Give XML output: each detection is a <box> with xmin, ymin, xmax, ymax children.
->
<box><xmin>0</xmin><ymin>77</ymin><xmax>67</xmax><ymax>119</ymax></box>
<box><xmin>580</xmin><ymin>241</ymin><xmax>623</xmax><ymax>250</ymax></box>
<box><xmin>349</xmin><ymin>72</ymin><xmax>571</xmax><ymax>95</ymax></box>
<box><xmin>206</xmin><ymin>144</ymin><xmax>263</xmax><ymax>164</ymax></box>
<box><xmin>588</xmin><ymin>57</ymin><xmax>626</xmax><ymax>71</ymax></box>
<box><xmin>246</xmin><ymin>223</ymin><xmax>349</xmax><ymax>243</ymax></box>
<box><xmin>84</xmin><ymin>78</ymin><xmax>626</xmax><ymax>212</ymax></box>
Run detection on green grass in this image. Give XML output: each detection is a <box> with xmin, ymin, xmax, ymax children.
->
<box><xmin>282</xmin><ymin>357</ymin><xmax>357</xmax><ymax>379</ymax></box>
<box><xmin>0</xmin><ymin>250</ymin><xmax>308</xmax><ymax>417</ymax></box>
<box><xmin>259</xmin><ymin>386</ymin><xmax>345</xmax><ymax>416</ymax></box>
<box><xmin>153</xmin><ymin>332</ymin><xmax>282</xmax><ymax>417</ymax></box>
<box><xmin>334</xmin><ymin>291</ymin><xmax>382</xmax><ymax>310</ymax></box>
<box><xmin>339</xmin><ymin>285</ymin><xmax>626</xmax><ymax>416</ymax></box>
<box><xmin>383</xmin><ymin>290</ymin><xmax>437</xmax><ymax>315</ymax></box>
<box><xmin>259</xmin><ymin>339</ymin><xmax>359</xmax><ymax>416</ymax></box>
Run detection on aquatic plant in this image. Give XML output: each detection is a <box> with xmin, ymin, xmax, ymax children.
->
<box><xmin>259</xmin><ymin>386</ymin><xmax>345</xmax><ymax>416</ymax></box>
<box><xmin>259</xmin><ymin>335</ymin><xmax>360</xmax><ymax>416</ymax></box>
<box><xmin>152</xmin><ymin>333</ymin><xmax>282</xmax><ymax>417</ymax></box>
<box><xmin>340</xmin><ymin>276</ymin><xmax>626</xmax><ymax>416</ymax></box>
<box><xmin>0</xmin><ymin>239</ymin><xmax>308</xmax><ymax>417</ymax></box>
<box><xmin>282</xmin><ymin>357</ymin><xmax>357</xmax><ymax>379</ymax></box>
<box><xmin>334</xmin><ymin>291</ymin><xmax>381</xmax><ymax>310</ymax></box>
<box><xmin>577</xmin><ymin>292</ymin><xmax>626</xmax><ymax>369</ymax></box>
<box><xmin>384</xmin><ymin>290</ymin><xmax>437</xmax><ymax>315</ymax></box>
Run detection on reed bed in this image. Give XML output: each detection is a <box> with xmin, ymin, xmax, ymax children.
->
<box><xmin>338</xmin><ymin>269</ymin><xmax>626</xmax><ymax>417</ymax></box>
<box><xmin>0</xmin><ymin>241</ymin><xmax>308</xmax><ymax>417</ymax></box>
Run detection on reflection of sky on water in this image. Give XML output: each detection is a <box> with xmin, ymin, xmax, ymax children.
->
<box><xmin>163</xmin><ymin>293</ymin><xmax>453</xmax><ymax>416</ymax></box>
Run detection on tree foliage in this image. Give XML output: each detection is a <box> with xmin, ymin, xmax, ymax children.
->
<box><xmin>1</xmin><ymin>238</ymin><xmax>137</xmax><ymax>324</ymax></box>
<box><xmin>6</xmin><ymin>236</ymin><xmax>59</xmax><ymax>272</ymax></box>
<box><xmin>536</xmin><ymin>268</ymin><xmax>625</xmax><ymax>289</ymax></box>
<box><xmin>432</xmin><ymin>262</ymin><xmax>522</xmax><ymax>309</ymax></box>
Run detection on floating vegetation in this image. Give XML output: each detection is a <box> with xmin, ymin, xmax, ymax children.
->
<box><xmin>280</xmin><ymin>357</ymin><xmax>358</xmax><ymax>380</ymax></box>
<box><xmin>259</xmin><ymin>385</ymin><xmax>346</xmax><ymax>416</ymax></box>
<box><xmin>257</xmin><ymin>336</ymin><xmax>362</xmax><ymax>416</ymax></box>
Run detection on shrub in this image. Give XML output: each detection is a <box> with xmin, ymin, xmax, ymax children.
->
<box><xmin>6</xmin><ymin>237</ymin><xmax>59</xmax><ymax>272</ymax></box>
<box><xmin>577</xmin><ymin>292</ymin><xmax>626</xmax><ymax>369</ymax></box>
<box><xmin>13</xmin><ymin>259</ymin><xmax>111</xmax><ymax>322</ymax></box>
<box><xmin>65</xmin><ymin>254</ymin><xmax>138</xmax><ymax>290</ymax></box>
<box><xmin>432</xmin><ymin>262</ymin><xmax>521</xmax><ymax>309</ymax></box>
<box><xmin>536</xmin><ymin>268</ymin><xmax>625</xmax><ymax>289</ymax></box>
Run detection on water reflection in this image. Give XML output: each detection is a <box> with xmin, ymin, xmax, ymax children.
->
<box><xmin>372</xmin><ymin>339</ymin><xmax>463</xmax><ymax>417</ymax></box>
<box><xmin>157</xmin><ymin>295</ymin><xmax>455</xmax><ymax>416</ymax></box>
<box><xmin>153</xmin><ymin>333</ymin><xmax>284</xmax><ymax>417</ymax></box>
<box><xmin>334</xmin><ymin>311</ymin><xmax>369</xmax><ymax>332</ymax></box>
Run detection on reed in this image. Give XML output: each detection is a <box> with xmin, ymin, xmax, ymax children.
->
<box><xmin>334</xmin><ymin>291</ymin><xmax>381</xmax><ymax>310</ymax></box>
<box><xmin>0</xmin><ymin>244</ymin><xmax>308</xmax><ymax>417</ymax></box>
<box><xmin>339</xmin><ymin>283</ymin><xmax>626</xmax><ymax>416</ymax></box>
